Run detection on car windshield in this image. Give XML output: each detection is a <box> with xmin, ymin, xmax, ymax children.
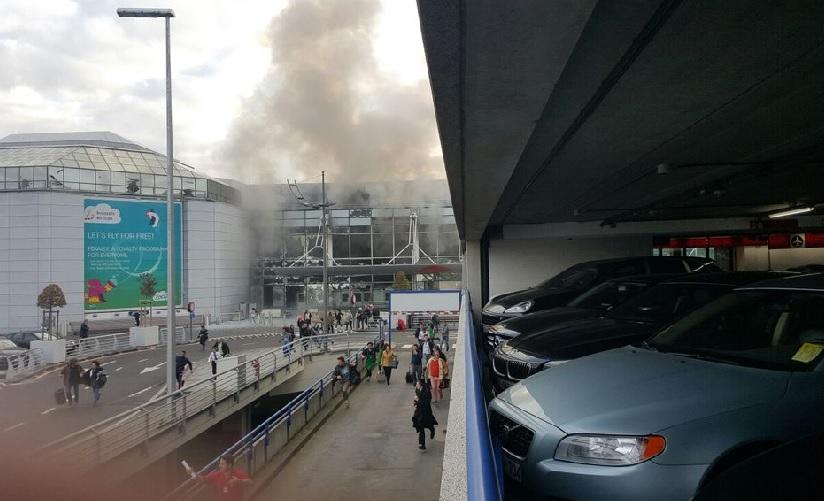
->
<box><xmin>608</xmin><ymin>283</ymin><xmax>730</xmax><ymax>324</ymax></box>
<box><xmin>647</xmin><ymin>290</ymin><xmax>824</xmax><ymax>371</ymax></box>
<box><xmin>568</xmin><ymin>280</ymin><xmax>651</xmax><ymax>310</ymax></box>
<box><xmin>538</xmin><ymin>264</ymin><xmax>598</xmax><ymax>289</ymax></box>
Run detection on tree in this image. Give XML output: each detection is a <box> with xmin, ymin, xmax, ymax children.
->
<box><xmin>392</xmin><ymin>272</ymin><xmax>411</xmax><ymax>290</ymax></box>
<box><xmin>37</xmin><ymin>284</ymin><xmax>66</xmax><ymax>336</ymax></box>
<box><xmin>139</xmin><ymin>273</ymin><xmax>158</xmax><ymax>326</ymax></box>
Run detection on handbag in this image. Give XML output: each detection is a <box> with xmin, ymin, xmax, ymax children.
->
<box><xmin>439</xmin><ymin>378</ymin><xmax>451</xmax><ymax>389</ymax></box>
<box><xmin>405</xmin><ymin>370</ymin><xmax>413</xmax><ymax>384</ymax></box>
<box><xmin>390</xmin><ymin>354</ymin><xmax>399</xmax><ymax>369</ymax></box>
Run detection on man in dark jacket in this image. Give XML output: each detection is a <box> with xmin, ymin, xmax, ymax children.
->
<box><xmin>89</xmin><ymin>360</ymin><xmax>106</xmax><ymax>407</ymax></box>
<box><xmin>79</xmin><ymin>320</ymin><xmax>89</xmax><ymax>339</ymax></box>
<box><xmin>175</xmin><ymin>350</ymin><xmax>193</xmax><ymax>389</ymax></box>
<box><xmin>60</xmin><ymin>358</ymin><xmax>82</xmax><ymax>405</ymax></box>
<box><xmin>413</xmin><ymin>379</ymin><xmax>437</xmax><ymax>450</ymax></box>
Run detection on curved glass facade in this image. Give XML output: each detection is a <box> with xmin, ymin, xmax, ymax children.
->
<box><xmin>0</xmin><ymin>143</ymin><xmax>238</xmax><ymax>204</ymax></box>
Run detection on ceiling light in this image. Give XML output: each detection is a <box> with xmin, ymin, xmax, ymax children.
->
<box><xmin>768</xmin><ymin>207</ymin><xmax>814</xmax><ymax>219</ymax></box>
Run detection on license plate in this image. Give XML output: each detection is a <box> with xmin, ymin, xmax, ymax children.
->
<box><xmin>502</xmin><ymin>455</ymin><xmax>523</xmax><ymax>483</ymax></box>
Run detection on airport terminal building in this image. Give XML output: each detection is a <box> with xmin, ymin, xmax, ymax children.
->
<box><xmin>0</xmin><ymin>132</ymin><xmax>251</xmax><ymax>333</ymax></box>
<box><xmin>0</xmin><ymin>132</ymin><xmax>461</xmax><ymax>334</ymax></box>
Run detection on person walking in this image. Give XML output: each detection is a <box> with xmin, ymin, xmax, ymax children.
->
<box><xmin>441</xmin><ymin>325</ymin><xmax>450</xmax><ymax>352</ymax></box>
<box><xmin>89</xmin><ymin>360</ymin><xmax>106</xmax><ymax>407</ymax></box>
<box><xmin>208</xmin><ymin>345</ymin><xmax>221</xmax><ymax>377</ymax></box>
<box><xmin>421</xmin><ymin>333</ymin><xmax>433</xmax><ymax>366</ymax></box>
<box><xmin>361</xmin><ymin>341</ymin><xmax>377</xmax><ymax>382</ymax></box>
<box><xmin>413</xmin><ymin>379</ymin><xmax>437</xmax><ymax>450</ymax></box>
<box><xmin>78</xmin><ymin>319</ymin><xmax>89</xmax><ymax>339</ymax></box>
<box><xmin>60</xmin><ymin>358</ymin><xmax>82</xmax><ymax>406</ymax></box>
<box><xmin>133</xmin><ymin>310</ymin><xmax>141</xmax><ymax>327</ymax></box>
<box><xmin>198</xmin><ymin>325</ymin><xmax>209</xmax><ymax>351</ymax></box>
<box><xmin>281</xmin><ymin>327</ymin><xmax>292</xmax><ymax>357</ymax></box>
<box><xmin>213</xmin><ymin>339</ymin><xmax>230</xmax><ymax>357</ymax></box>
<box><xmin>186</xmin><ymin>454</ymin><xmax>251</xmax><ymax>501</ymax></box>
<box><xmin>381</xmin><ymin>343</ymin><xmax>396</xmax><ymax>385</ymax></box>
<box><xmin>175</xmin><ymin>350</ymin><xmax>193</xmax><ymax>389</ymax></box>
<box><xmin>410</xmin><ymin>345</ymin><xmax>423</xmax><ymax>383</ymax></box>
<box><xmin>335</xmin><ymin>309</ymin><xmax>342</xmax><ymax>329</ymax></box>
<box><xmin>428</xmin><ymin>347</ymin><xmax>445</xmax><ymax>403</ymax></box>
<box><xmin>334</xmin><ymin>356</ymin><xmax>354</xmax><ymax>409</ymax></box>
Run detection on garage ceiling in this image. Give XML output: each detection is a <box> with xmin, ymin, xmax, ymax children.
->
<box><xmin>418</xmin><ymin>0</ymin><xmax>824</xmax><ymax>239</ymax></box>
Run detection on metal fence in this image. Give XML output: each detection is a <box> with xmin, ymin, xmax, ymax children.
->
<box><xmin>66</xmin><ymin>332</ymin><xmax>133</xmax><ymax>359</ymax></box>
<box><xmin>35</xmin><ymin>332</ymin><xmax>374</xmax><ymax>475</ymax></box>
<box><xmin>159</xmin><ymin>326</ymin><xmax>188</xmax><ymax>344</ymax></box>
<box><xmin>0</xmin><ymin>348</ymin><xmax>45</xmax><ymax>381</ymax></box>
<box><xmin>166</xmin><ymin>335</ymin><xmax>377</xmax><ymax>500</ymax></box>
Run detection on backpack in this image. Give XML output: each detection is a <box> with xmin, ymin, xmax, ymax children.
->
<box><xmin>96</xmin><ymin>372</ymin><xmax>108</xmax><ymax>388</ymax></box>
<box><xmin>350</xmin><ymin>366</ymin><xmax>361</xmax><ymax>385</ymax></box>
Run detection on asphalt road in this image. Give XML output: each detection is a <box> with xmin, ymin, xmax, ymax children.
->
<box><xmin>0</xmin><ymin>330</ymin><xmax>380</xmax><ymax>451</ymax></box>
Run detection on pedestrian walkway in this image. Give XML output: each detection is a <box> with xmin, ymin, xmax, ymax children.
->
<box><xmin>253</xmin><ymin>358</ymin><xmax>451</xmax><ymax>501</ymax></box>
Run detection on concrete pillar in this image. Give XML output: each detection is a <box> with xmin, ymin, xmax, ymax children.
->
<box><xmin>463</xmin><ymin>240</ymin><xmax>484</xmax><ymax>319</ymax></box>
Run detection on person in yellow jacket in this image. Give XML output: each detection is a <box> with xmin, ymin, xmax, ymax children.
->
<box><xmin>380</xmin><ymin>343</ymin><xmax>396</xmax><ymax>385</ymax></box>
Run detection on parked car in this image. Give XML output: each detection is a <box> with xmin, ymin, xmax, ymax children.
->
<box><xmin>6</xmin><ymin>331</ymin><xmax>50</xmax><ymax>349</ymax></box>
<box><xmin>0</xmin><ymin>338</ymin><xmax>26</xmax><ymax>372</ymax></box>
<box><xmin>485</xmin><ymin>273</ymin><xmax>688</xmax><ymax>352</ymax></box>
<box><xmin>489</xmin><ymin>272</ymin><xmax>824</xmax><ymax>500</ymax></box>
<box><xmin>491</xmin><ymin>272</ymin><xmax>788</xmax><ymax>392</ymax></box>
<box><xmin>481</xmin><ymin>256</ymin><xmax>718</xmax><ymax>326</ymax></box>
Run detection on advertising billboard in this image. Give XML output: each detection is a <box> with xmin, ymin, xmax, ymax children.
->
<box><xmin>84</xmin><ymin>198</ymin><xmax>182</xmax><ymax>311</ymax></box>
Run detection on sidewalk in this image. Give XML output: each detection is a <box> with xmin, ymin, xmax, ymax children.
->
<box><xmin>253</xmin><ymin>356</ymin><xmax>451</xmax><ymax>501</ymax></box>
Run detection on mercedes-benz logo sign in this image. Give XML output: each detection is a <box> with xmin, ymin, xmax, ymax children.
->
<box><xmin>791</xmin><ymin>234</ymin><xmax>805</xmax><ymax>248</ymax></box>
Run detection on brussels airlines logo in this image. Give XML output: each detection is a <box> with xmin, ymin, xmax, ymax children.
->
<box><xmin>84</xmin><ymin>203</ymin><xmax>122</xmax><ymax>224</ymax></box>
<box><xmin>145</xmin><ymin>209</ymin><xmax>160</xmax><ymax>227</ymax></box>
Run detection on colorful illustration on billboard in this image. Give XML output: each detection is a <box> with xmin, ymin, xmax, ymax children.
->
<box><xmin>84</xmin><ymin>198</ymin><xmax>182</xmax><ymax>311</ymax></box>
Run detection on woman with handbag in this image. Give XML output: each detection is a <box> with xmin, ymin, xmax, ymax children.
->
<box><xmin>381</xmin><ymin>343</ymin><xmax>397</xmax><ymax>385</ymax></box>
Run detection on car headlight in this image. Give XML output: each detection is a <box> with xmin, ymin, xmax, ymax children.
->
<box><xmin>543</xmin><ymin>360</ymin><xmax>569</xmax><ymax>369</ymax></box>
<box><xmin>484</xmin><ymin>304</ymin><xmax>505</xmax><ymax>314</ymax></box>
<box><xmin>503</xmin><ymin>301</ymin><xmax>534</xmax><ymax>314</ymax></box>
<box><xmin>554</xmin><ymin>434</ymin><xmax>666</xmax><ymax>466</ymax></box>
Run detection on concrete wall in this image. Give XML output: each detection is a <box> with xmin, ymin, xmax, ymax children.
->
<box><xmin>0</xmin><ymin>193</ymin><xmax>251</xmax><ymax>333</ymax></box>
<box><xmin>489</xmin><ymin>235</ymin><xmax>651</xmax><ymax>297</ymax></box>
<box><xmin>0</xmin><ymin>192</ymin><xmax>84</xmax><ymax>333</ymax></box>
<box><xmin>185</xmin><ymin>200</ymin><xmax>252</xmax><ymax>317</ymax></box>
<box><xmin>736</xmin><ymin>246</ymin><xmax>824</xmax><ymax>271</ymax></box>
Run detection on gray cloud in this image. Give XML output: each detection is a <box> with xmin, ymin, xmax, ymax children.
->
<box><xmin>221</xmin><ymin>0</ymin><xmax>443</xmax><ymax>184</ymax></box>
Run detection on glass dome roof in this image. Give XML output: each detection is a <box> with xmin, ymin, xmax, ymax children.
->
<box><xmin>0</xmin><ymin>132</ymin><xmax>237</xmax><ymax>203</ymax></box>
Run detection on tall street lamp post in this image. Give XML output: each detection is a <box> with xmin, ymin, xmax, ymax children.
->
<box><xmin>117</xmin><ymin>7</ymin><xmax>177</xmax><ymax>395</ymax></box>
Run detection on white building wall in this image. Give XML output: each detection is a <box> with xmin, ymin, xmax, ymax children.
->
<box><xmin>184</xmin><ymin>201</ymin><xmax>252</xmax><ymax>317</ymax></box>
<box><xmin>0</xmin><ymin>192</ymin><xmax>84</xmax><ymax>332</ymax></box>
<box><xmin>489</xmin><ymin>235</ymin><xmax>652</xmax><ymax>298</ymax></box>
<box><xmin>0</xmin><ymin>193</ymin><xmax>251</xmax><ymax>334</ymax></box>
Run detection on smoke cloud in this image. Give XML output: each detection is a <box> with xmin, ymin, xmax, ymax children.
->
<box><xmin>221</xmin><ymin>0</ymin><xmax>443</xmax><ymax>184</ymax></box>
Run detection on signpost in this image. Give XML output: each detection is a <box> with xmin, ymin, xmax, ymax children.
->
<box><xmin>187</xmin><ymin>301</ymin><xmax>195</xmax><ymax>342</ymax></box>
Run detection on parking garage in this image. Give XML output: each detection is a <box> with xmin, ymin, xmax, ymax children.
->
<box><xmin>419</xmin><ymin>1</ymin><xmax>824</xmax><ymax>499</ymax></box>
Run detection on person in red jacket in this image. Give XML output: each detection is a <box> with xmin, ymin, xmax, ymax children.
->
<box><xmin>187</xmin><ymin>455</ymin><xmax>251</xmax><ymax>501</ymax></box>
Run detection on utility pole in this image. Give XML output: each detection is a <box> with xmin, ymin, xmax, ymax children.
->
<box><xmin>321</xmin><ymin>171</ymin><xmax>329</xmax><ymax>334</ymax></box>
<box><xmin>287</xmin><ymin>174</ymin><xmax>335</xmax><ymax>333</ymax></box>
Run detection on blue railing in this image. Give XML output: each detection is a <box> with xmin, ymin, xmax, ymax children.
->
<box><xmin>463</xmin><ymin>293</ymin><xmax>502</xmax><ymax>500</ymax></box>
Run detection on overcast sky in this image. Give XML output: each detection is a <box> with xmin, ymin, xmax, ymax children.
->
<box><xmin>0</xmin><ymin>0</ymin><xmax>440</xmax><ymax>182</ymax></box>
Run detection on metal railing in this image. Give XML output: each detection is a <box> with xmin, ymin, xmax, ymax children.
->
<box><xmin>159</xmin><ymin>326</ymin><xmax>188</xmax><ymax>344</ymax></box>
<box><xmin>66</xmin><ymin>332</ymin><xmax>133</xmax><ymax>359</ymax></box>
<box><xmin>35</xmin><ymin>332</ymin><xmax>373</xmax><ymax>474</ymax></box>
<box><xmin>0</xmin><ymin>348</ymin><xmax>45</xmax><ymax>381</ymax></box>
<box><xmin>166</xmin><ymin>334</ymin><xmax>378</xmax><ymax>500</ymax></box>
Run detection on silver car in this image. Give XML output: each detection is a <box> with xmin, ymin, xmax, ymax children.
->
<box><xmin>489</xmin><ymin>273</ymin><xmax>824</xmax><ymax>500</ymax></box>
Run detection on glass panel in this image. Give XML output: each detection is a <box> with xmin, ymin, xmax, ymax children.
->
<box><xmin>18</xmin><ymin>167</ymin><xmax>33</xmax><ymax>189</ymax></box>
<box><xmin>63</xmin><ymin>168</ymin><xmax>79</xmax><ymax>183</ymax></box>
<box><xmin>79</xmin><ymin>169</ymin><xmax>95</xmax><ymax>184</ymax></box>
<box><xmin>95</xmin><ymin>171</ymin><xmax>111</xmax><ymax>190</ymax></box>
<box><xmin>111</xmin><ymin>171</ymin><xmax>125</xmax><ymax>192</ymax></box>
<box><xmin>125</xmin><ymin>176</ymin><xmax>141</xmax><ymax>194</ymax></box>
<box><xmin>195</xmin><ymin>178</ymin><xmax>207</xmax><ymax>194</ymax></box>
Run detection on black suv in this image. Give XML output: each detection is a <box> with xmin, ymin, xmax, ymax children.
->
<box><xmin>482</xmin><ymin>256</ymin><xmax>718</xmax><ymax>326</ymax></box>
<box><xmin>491</xmin><ymin>271</ymin><xmax>789</xmax><ymax>393</ymax></box>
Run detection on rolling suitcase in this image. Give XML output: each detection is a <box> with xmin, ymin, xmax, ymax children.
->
<box><xmin>54</xmin><ymin>388</ymin><xmax>66</xmax><ymax>405</ymax></box>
